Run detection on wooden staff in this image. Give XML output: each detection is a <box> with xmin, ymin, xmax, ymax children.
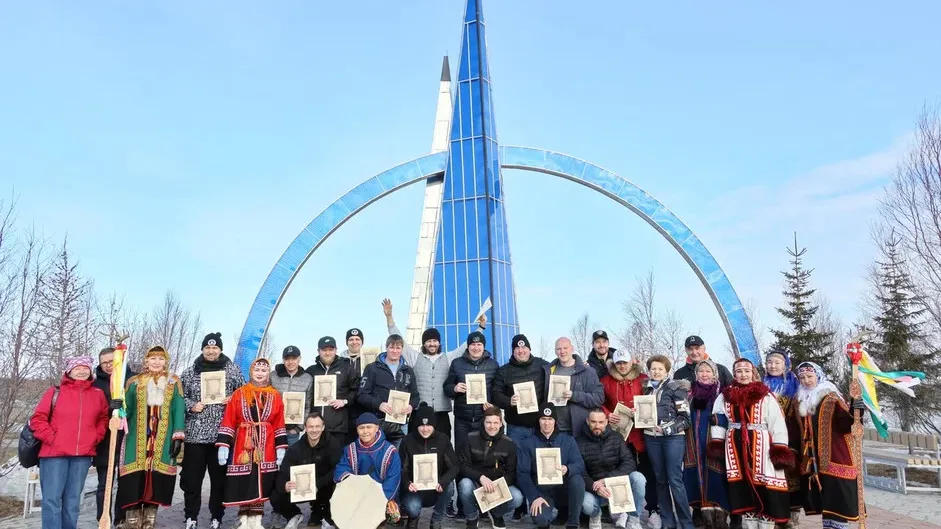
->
<box><xmin>98</xmin><ymin>412</ymin><xmax>121</xmax><ymax>529</ymax></box>
<box><xmin>847</xmin><ymin>343</ymin><xmax>867</xmax><ymax>529</ymax></box>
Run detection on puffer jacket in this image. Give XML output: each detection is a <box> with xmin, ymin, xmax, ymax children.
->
<box><xmin>575</xmin><ymin>422</ymin><xmax>637</xmax><ymax>492</ymax></box>
<box><xmin>546</xmin><ymin>355</ymin><xmax>605</xmax><ymax>433</ymax></box>
<box><xmin>31</xmin><ymin>375</ymin><xmax>109</xmax><ymax>458</ymax></box>
<box><xmin>491</xmin><ymin>354</ymin><xmax>550</xmax><ymax>428</ymax></box>
<box><xmin>458</xmin><ymin>427</ymin><xmax>517</xmax><ymax>486</ymax></box>
<box><xmin>272</xmin><ymin>364</ymin><xmax>313</xmax><ymax>404</ymax></box>
<box><xmin>643</xmin><ymin>377</ymin><xmax>691</xmax><ymax>437</ymax></box>
<box><xmin>444</xmin><ymin>350</ymin><xmax>499</xmax><ymax>424</ymax></box>
<box><xmin>600</xmin><ymin>361</ymin><xmax>649</xmax><ymax>453</ymax></box>
<box><xmin>306</xmin><ymin>356</ymin><xmax>360</xmax><ymax>434</ymax></box>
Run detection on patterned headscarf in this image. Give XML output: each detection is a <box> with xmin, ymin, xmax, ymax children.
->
<box><xmin>64</xmin><ymin>355</ymin><xmax>94</xmax><ymax>377</ymax></box>
<box><xmin>763</xmin><ymin>347</ymin><xmax>799</xmax><ymax>400</ymax></box>
<box><xmin>796</xmin><ymin>361</ymin><xmax>841</xmax><ymax>416</ymax></box>
<box><xmin>690</xmin><ymin>359</ymin><xmax>721</xmax><ymax>408</ymax></box>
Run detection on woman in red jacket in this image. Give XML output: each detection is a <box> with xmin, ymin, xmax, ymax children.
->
<box><xmin>30</xmin><ymin>355</ymin><xmax>110</xmax><ymax>529</ymax></box>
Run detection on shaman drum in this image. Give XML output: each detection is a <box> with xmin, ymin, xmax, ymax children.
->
<box><xmin>330</xmin><ymin>474</ymin><xmax>387</xmax><ymax>529</ymax></box>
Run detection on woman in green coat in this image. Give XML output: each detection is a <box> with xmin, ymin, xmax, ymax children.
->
<box><xmin>115</xmin><ymin>346</ymin><xmax>186</xmax><ymax>529</ymax></box>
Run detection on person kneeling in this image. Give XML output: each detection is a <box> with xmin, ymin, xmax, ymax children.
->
<box><xmin>457</xmin><ymin>406</ymin><xmax>524</xmax><ymax>529</ymax></box>
<box><xmin>400</xmin><ymin>403</ymin><xmax>460</xmax><ymax>529</ymax></box>
<box><xmin>272</xmin><ymin>413</ymin><xmax>341</xmax><ymax>529</ymax></box>
<box><xmin>334</xmin><ymin>412</ymin><xmax>402</xmax><ymax>524</ymax></box>
<box><xmin>517</xmin><ymin>403</ymin><xmax>587</xmax><ymax>529</ymax></box>
<box><xmin>577</xmin><ymin>408</ymin><xmax>646</xmax><ymax>529</ymax></box>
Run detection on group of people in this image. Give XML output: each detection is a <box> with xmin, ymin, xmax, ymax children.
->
<box><xmin>29</xmin><ymin>298</ymin><xmax>864</xmax><ymax>529</ymax></box>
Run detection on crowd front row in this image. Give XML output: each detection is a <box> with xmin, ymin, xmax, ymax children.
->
<box><xmin>31</xmin><ymin>328</ymin><xmax>863</xmax><ymax>529</ymax></box>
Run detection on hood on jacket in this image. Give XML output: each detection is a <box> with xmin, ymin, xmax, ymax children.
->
<box><xmin>356</xmin><ymin>427</ymin><xmax>390</xmax><ymax>450</ymax></box>
<box><xmin>606</xmin><ymin>361</ymin><xmax>644</xmax><ymax>382</ymax></box>
<box><xmin>376</xmin><ymin>352</ymin><xmax>409</xmax><ymax>367</ymax></box>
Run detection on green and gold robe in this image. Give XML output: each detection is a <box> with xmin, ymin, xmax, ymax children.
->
<box><xmin>116</xmin><ymin>373</ymin><xmax>186</xmax><ymax>508</ymax></box>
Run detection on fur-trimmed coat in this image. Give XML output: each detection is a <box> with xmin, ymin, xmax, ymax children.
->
<box><xmin>600</xmin><ymin>362</ymin><xmax>649</xmax><ymax>453</ymax></box>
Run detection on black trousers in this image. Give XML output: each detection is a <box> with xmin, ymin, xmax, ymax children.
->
<box><xmin>96</xmin><ymin>464</ymin><xmax>125</xmax><ymax>522</ymax></box>
<box><xmin>270</xmin><ymin>482</ymin><xmax>336</xmax><ymax>520</ymax></box>
<box><xmin>181</xmin><ymin>443</ymin><xmax>227</xmax><ymax>521</ymax></box>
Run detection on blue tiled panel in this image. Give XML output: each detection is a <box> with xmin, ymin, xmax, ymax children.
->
<box><xmin>429</xmin><ymin>0</ymin><xmax>523</xmax><ymax>364</ymax></box>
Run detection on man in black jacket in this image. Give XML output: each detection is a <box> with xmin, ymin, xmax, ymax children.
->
<box><xmin>490</xmin><ymin>334</ymin><xmax>549</xmax><ymax>445</ymax></box>
<box><xmin>92</xmin><ymin>347</ymin><xmax>135</xmax><ymax>523</ymax></box>
<box><xmin>457</xmin><ymin>407</ymin><xmax>524</xmax><ymax>529</ymax></box>
<box><xmin>306</xmin><ymin>336</ymin><xmax>360</xmax><ymax>448</ymax></box>
<box><xmin>576</xmin><ymin>409</ymin><xmax>647</xmax><ymax>529</ymax></box>
<box><xmin>399</xmin><ymin>403</ymin><xmax>460</xmax><ymax>529</ymax></box>
<box><xmin>271</xmin><ymin>412</ymin><xmax>342</xmax><ymax>529</ymax></box>
<box><xmin>444</xmin><ymin>331</ymin><xmax>499</xmax><ymax>451</ymax></box>
<box><xmin>585</xmin><ymin>330</ymin><xmax>616</xmax><ymax>381</ymax></box>
<box><xmin>357</xmin><ymin>334</ymin><xmax>419</xmax><ymax>449</ymax></box>
<box><xmin>672</xmin><ymin>335</ymin><xmax>733</xmax><ymax>387</ymax></box>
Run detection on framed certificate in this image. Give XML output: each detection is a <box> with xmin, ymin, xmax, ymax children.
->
<box><xmin>465</xmin><ymin>374</ymin><xmax>487</xmax><ymax>405</ymax></box>
<box><xmin>633</xmin><ymin>395</ymin><xmax>658</xmax><ymax>429</ymax></box>
<box><xmin>283</xmin><ymin>392</ymin><xmax>306</xmax><ymax>425</ymax></box>
<box><xmin>473</xmin><ymin>476</ymin><xmax>512</xmax><ymax>513</ymax></box>
<box><xmin>605</xmin><ymin>474</ymin><xmax>635</xmax><ymax>514</ymax></box>
<box><xmin>385</xmin><ymin>390</ymin><xmax>411</xmax><ymax>424</ymax></box>
<box><xmin>548</xmin><ymin>375</ymin><xmax>570</xmax><ymax>406</ymax></box>
<box><xmin>412</xmin><ymin>453</ymin><xmax>439</xmax><ymax>491</ymax></box>
<box><xmin>200</xmin><ymin>371</ymin><xmax>226</xmax><ymax>405</ymax></box>
<box><xmin>536</xmin><ymin>447</ymin><xmax>563</xmax><ymax>485</ymax></box>
<box><xmin>290</xmin><ymin>464</ymin><xmax>317</xmax><ymax>503</ymax></box>
<box><xmin>513</xmin><ymin>381</ymin><xmax>538</xmax><ymax>414</ymax></box>
<box><xmin>313</xmin><ymin>375</ymin><xmax>337</xmax><ymax>407</ymax></box>
<box><xmin>612</xmin><ymin>402</ymin><xmax>634</xmax><ymax>440</ymax></box>
<box><xmin>360</xmin><ymin>347</ymin><xmax>380</xmax><ymax>375</ymax></box>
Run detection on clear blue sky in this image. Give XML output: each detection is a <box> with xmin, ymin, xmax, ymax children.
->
<box><xmin>2</xmin><ymin>1</ymin><xmax>939</xmax><ymax>368</ymax></box>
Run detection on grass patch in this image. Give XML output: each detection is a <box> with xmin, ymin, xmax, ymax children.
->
<box><xmin>868</xmin><ymin>463</ymin><xmax>940</xmax><ymax>486</ymax></box>
<box><xmin>0</xmin><ymin>495</ymin><xmax>21</xmax><ymax>519</ymax></box>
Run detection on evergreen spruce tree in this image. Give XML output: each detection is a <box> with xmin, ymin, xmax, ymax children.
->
<box><xmin>770</xmin><ymin>233</ymin><xmax>834</xmax><ymax>366</ymax></box>
<box><xmin>869</xmin><ymin>231</ymin><xmax>941</xmax><ymax>432</ymax></box>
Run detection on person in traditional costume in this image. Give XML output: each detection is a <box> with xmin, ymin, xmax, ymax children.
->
<box><xmin>762</xmin><ymin>348</ymin><xmax>803</xmax><ymax>529</ymax></box>
<box><xmin>216</xmin><ymin>357</ymin><xmax>288</xmax><ymax>529</ymax></box>
<box><xmin>795</xmin><ymin>362</ymin><xmax>863</xmax><ymax>529</ymax></box>
<box><xmin>709</xmin><ymin>358</ymin><xmax>795</xmax><ymax>529</ymax></box>
<box><xmin>114</xmin><ymin>346</ymin><xmax>185</xmax><ymax>529</ymax></box>
<box><xmin>334</xmin><ymin>412</ymin><xmax>403</xmax><ymax>525</ymax></box>
<box><xmin>683</xmin><ymin>359</ymin><xmax>730</xmax><ymax>529</ymax></box>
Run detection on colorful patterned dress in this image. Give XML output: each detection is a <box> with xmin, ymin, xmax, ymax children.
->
<box><xmin>116</xmin><ymin>373</ymin><xmax>186</xmax><ymax>508</ymax></box>
<box><xmin>216</xmin><ymin>382</ymin><xmax>288</xmax><ymax>510</ymax></box>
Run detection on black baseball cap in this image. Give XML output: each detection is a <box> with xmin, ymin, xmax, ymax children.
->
<box><xmin>592</xmin><ymin>330</ymin><xmax>609</xmax><ymax>341</ymax></box>
<box><xmin>282</xmin><ymin>345</ymin><xmax>301</xmax><ymax>358</ymax></box>
<box><xmin>318</xmin><ymin>336</ymin><xmax>337</xmax><ymax>349</ymax></box>
<box><xmin>684</xmin><ymin>335</ymin><xmax>705</xmax><ymax>348</ymax></box>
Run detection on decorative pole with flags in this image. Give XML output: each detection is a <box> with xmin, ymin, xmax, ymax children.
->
<box><xmin>845</xmin><ymin>341</ymin><xmax>868</xmax><ymax>529</ymax></box>
<box><xmin>99</xmin><ymin>335</ymin><xmax>130</xmax><ymax>529</ymax></box>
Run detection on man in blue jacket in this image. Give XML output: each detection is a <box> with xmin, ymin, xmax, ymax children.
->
<box><xmin>334</xmin><ymin>413</ymin><xmax>402</xmax><ymax>524</ymax></box>
<box><xmin>518</xmin><ymin>403</ymin><xmax>586</xmax><ymax>529</ymax></box>
<box><xmin>357</xmin><ymin>334</ymin><xmax>420</xmax><ymax>449</ymax></box>
<box><xmin>547</xmin><ymin>337</ymin><xmax>605</xmax><ymax>435</ymax></box>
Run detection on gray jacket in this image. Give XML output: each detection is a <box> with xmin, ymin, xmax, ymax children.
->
<box><xmin>389</xmin><ymin>323</ymin><xmax>468</xmax><ymax>412</ymax></box>
<box><xmin>546</xmin><ymin>355</ymin><xmax>605</xmax><ymax>435</ymax></box>
<box><xmin>271</xmin><ymin>363</ymin><xmax>314</xmax><ymax>431</ymax></box>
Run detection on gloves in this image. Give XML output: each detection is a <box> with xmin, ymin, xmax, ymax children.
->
<box><xmin>171</xmin><ymin>440</ymin><xmax>183</xmax><ymax>459</ymax></box>
<box><xmin>218</xmin><ymin>446</ymin><xmax>229</xmax><ymax>466</ymax></box>
<box><xmin>276</xmin><ymin>448</ymin><xmax>285</xmax><ymax>466</ymax></box>
<box><xmin>852</xmin><ymin>398</ymin><xmax>867</xmax><ymax>411</ymax></box>
<box><xmin>109</xmin><ymin>399</ymin><xmax>124</xmax><ymax>411</ymax></box>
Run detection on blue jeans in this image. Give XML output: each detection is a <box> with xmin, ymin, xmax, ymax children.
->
<box><xmin>401</xmin><ymin>482</ymin><xmax>455</xmax><ymax>521</ymax></box>
<box><xmin>457</xmin><ymin>478</ymin><xmax>523</xmax><ymax>521</ymax></box>
<box><xmin>41</xmin><ymin>456</ymin><xmax>92</xmax><ymax>529</ymax></box>
<box><xmin>581</xmin><ymin>471</ymin><xmax>646</xmax><ymax>518</ymax></box>
<box><xmin>529</xmin><ymin>473</ymin><xmax>586</xmax><ymax>527</ymax></box>
<box><xmin>646</xmin><ymin>435</ymin><xmax>694</xmax><ymax>529</ymax></box>
<box><xmin>505</xmin><ymin>424</ymin><xmax>534</xmax><ymax>446</ymax></box>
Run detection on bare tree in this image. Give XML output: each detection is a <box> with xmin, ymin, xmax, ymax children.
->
<box><xmin>536</xmin><ymin>336</ymin><xmax>554</xmax><ymax>361</ymax></box>
<box><xmin>743</xmin><ymin>298</ymin><xmax>767</xmax><ymax>354</ymax></box>
<box><xmin>144</xmin><ymin>291</ymin><xmax>203</xmax><ymax>373</ymax></box>
<box><xmin>570</xmin><ymin>313</ymin><xmax>595</xmax><ymax>358</ymax></box>
<box><xmin>0</xmin><ymin>222</ymin><xmax>52</xmax><ymax>453</ymax></box>
<box><xmin>811</xmin><ymin>294</ymin><xmax>852</xmax><ymax>390</ymax></box>
<box><xmin>37</xmin><ymin>237</ymin><xmax>91</xmax><ymax>378</ymax></box>
<box><xmin>617</xmin><ymin>271</ymin><xmax>691</xmax><ymax>370</ymax></box>
<box><xmin>259</xmin><ymin>331</ymin><xmax>276</xmax><ymax>360</ymax></box>
<box><xmin>879</xmin><ymin>104</ymin><xmax>941</xmax><ymax>338</ymax></box>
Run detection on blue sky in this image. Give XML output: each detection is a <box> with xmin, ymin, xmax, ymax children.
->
<box><xmin>2</xmin><ymin>1</ymin><xmax>939</xmax><ymax>368</ymax></box>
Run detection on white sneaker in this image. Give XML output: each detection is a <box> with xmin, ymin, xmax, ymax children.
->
<box><xmin>320</xmin><ymin>520</ymin><xmax>334</xmax><ymax>529</ymax></box>
<box><xmin>589</xmin><ymin>513</ymin><xmax>603</xmax><ymax>529</ymax></box>
<box><xmin>647</xmin><ymin>512</ymin><xmax>662</xmax><ymax>529</ymax></box>
<box><xmin>210</xmin><ymin>520</ymin><xmax>221</xmax><ymax>529</ymax></box>
<box><xmin>614</xmin><ymin>513</ymin><xmax>628</xmax><ymax>528</ymax></box>
<box><xmin>237</xmin><ymin>515</ymin><xmax>248</xmax><ymax>529</ymax></box>
<box><xmin>284</xmin><ymin>515</ymin><xmax>304</xmax><ymax>529</ymax></box>
<box><xmin>184</xmin><ymin>519</ymin><xmax>198</xmax><ymax>529</ymax></box>
<box><xmin>627</xmin><ymin>515</ymin><xmax>643</xmax><ymax>529</ymax></box>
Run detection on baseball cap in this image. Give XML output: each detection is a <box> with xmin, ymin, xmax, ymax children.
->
<box><xmin>318</xmin><ymin>336</ymin><xmax>337</xmax><ymax>349</ymax></box>
<box><xmin>684</xmin><ymin>335</ymin><xmax>704</xmax><ymax>348</ymax></box>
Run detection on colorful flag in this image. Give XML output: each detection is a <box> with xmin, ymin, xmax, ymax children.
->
<box><xmin>850</xmin><ymin>344</ymin><xmax>925</xmax><ymax>438</ymax></box>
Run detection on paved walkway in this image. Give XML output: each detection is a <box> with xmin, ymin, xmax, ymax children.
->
<box><xmin>1</xmin><ymin>483</ymin><xmax>938</xmax><ymax>528</ymax></box>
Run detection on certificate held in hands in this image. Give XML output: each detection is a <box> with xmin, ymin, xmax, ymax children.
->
<box><xmin>385</xmin><ymin>390</ymin><xmax>411</xmax><ymax>424</ymax></box>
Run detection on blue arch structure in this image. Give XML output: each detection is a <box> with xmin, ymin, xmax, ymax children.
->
<box><xmin>235</xmin><ymin>147</ymin><xmax>759</xmax><ymax>373</ymax></box>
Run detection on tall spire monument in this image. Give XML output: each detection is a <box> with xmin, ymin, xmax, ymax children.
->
<box><xmin>421</xmin><ymin>0</ymin><xmax>519</xmax><ymax>363</ymax></box>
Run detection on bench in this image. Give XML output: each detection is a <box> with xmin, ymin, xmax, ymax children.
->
<box><xmin>23</xmin><ymin>466</ymin><xmax>98</xmax><ymax>518</ymax></box>
<box><xmin>861</xmin><ymin>427</ymin><xmax>941</xmax><ymax>494</ymax></box>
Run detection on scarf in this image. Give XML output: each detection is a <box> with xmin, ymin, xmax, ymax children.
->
<box><xmin>763</xmin><ymin>349</ymin><xmax>799</xmax><ymax>401</ymax></box>
<box><xmin>193</xmin><ymin>353</ymin><xmax>232</xmax><ymax>374</ymax></box>
<box><xmin>796</xmin><ymin>361</ymin><xmax>841</xmax><ymax>417</ymax></box>
<box><xmin>690</xmin><ymin>381</ymin><xmax>719</xmax><ymax>410</ymax></box>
